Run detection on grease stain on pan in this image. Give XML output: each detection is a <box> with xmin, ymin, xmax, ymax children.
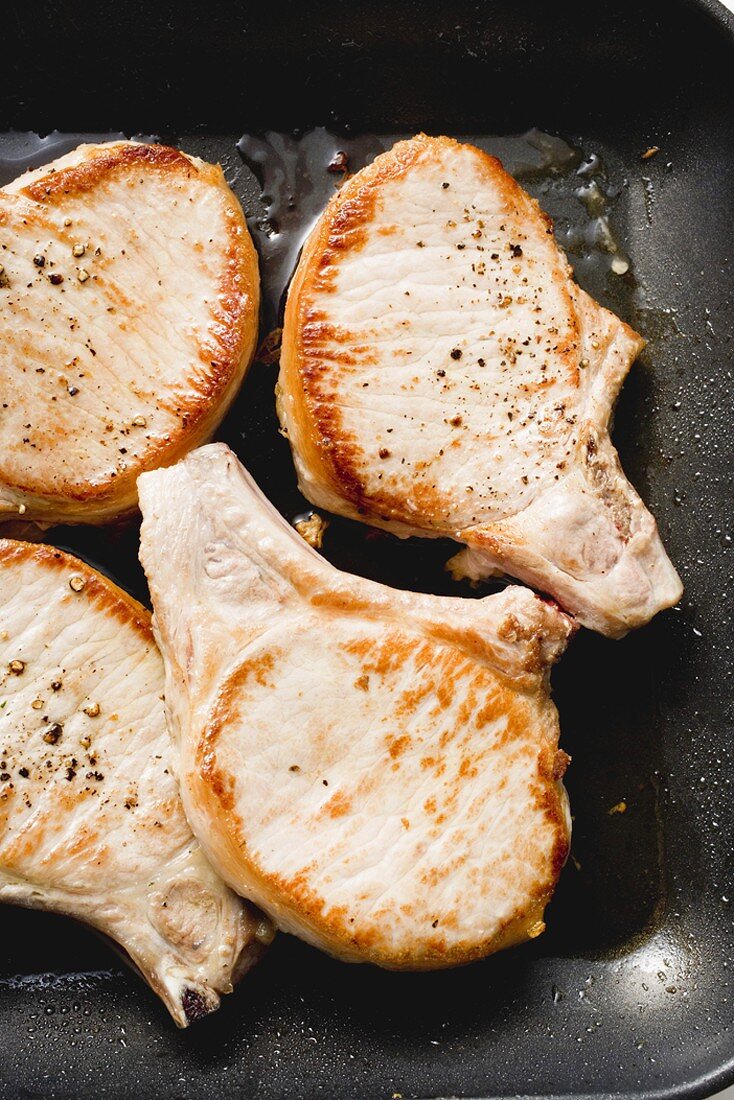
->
<box><xmin>234</xmin><ymin>126</ymin><xmax>638</xmax><ymax>331</ymax></box>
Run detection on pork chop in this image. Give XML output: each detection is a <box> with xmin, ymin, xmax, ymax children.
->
<box><xmin>277</xmin><ymin>134</ymin><xmax>682</xmax><ymax>637</ymax></box>
<box><xmin>0</xmin><ymin>539</ymin><xmax>270</xmax><ymax>1025</ymax></box>
<box><xmin>0</xmin><ymin>140</ymin><xmax>259</xmax><ymax>525</ymax></box>
<box><xmin>138</xmin><ymin>443</ymin><xmax>573</xmax><ymax>969</ymax></box>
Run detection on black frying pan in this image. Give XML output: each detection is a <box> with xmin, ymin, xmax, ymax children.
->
<box><xmin>1</xmin><ymin>1</ymin><xmax>733</xmax><ymax>1097</ymax></box>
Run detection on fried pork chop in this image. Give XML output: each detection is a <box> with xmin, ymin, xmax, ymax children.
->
<box><xmin>0</xmin><ymin>540</ymin><xmax>270</xmax><ymax>1026</ymax></box>
<box><xmin>138</xmin><ymin>443</ymin><xmax>573</xmax><ymax>969</ymax></box>
<box><xmin>277</xmin><ymin>134</ymin><xmax>682</xmax><ymax>637</ymax></box>
<box><xmin>0</xmin><ymin>141</ymin><xmax>259</xmax><ymax>525</ymax></box>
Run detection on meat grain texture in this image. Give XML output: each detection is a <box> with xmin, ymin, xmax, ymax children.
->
<box><xmin>139</xmin><ymin>443</ymin><xmax>574</xmax><ymax>969</ymax></box>
<box><xmin>0</xmin><ymin>540</ymin><xmax>269</xmax><ymax>1026</ymax></box>
<box><xmin>278</xmin><ymin>134</ymin><xmax>683</xmax><ymax>636</ymax></box>
<box><xmin>0</xmin><ymin>141</ymin><xmax>259</xmax><ymax>525</ymax></box>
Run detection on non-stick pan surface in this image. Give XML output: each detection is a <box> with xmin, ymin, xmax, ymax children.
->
<box><xmin>1</xmin><ymin>1</ymin><xmax>733</xmax><ymax>1097</ymax></box>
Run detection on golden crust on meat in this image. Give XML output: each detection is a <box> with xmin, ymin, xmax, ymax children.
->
<box><xmin>192</xmin><ymin>626</ymin><xmax>569</xmax><ymax>969</ymax></box>
<box><xmin>138</xmin><ymin>443</ymin><xmax>574</xmax><ymax>970</ymax></box>
<box><xmin>278</xmin><ymin>134</ymin><xmax>682</xmax><ymax>636</ymax></box>
<box><xmin>0</xmin><ymin>537</ymin><xmax>153</xmax><ymax>639</ymax></box>
<box><xmin>279</xmin><ymin>133</ymin><xmax>583</xmax><ymax>526</ymax></box>
<box><xmin>0</xmin><ymin>141</ymin><xmax>259</xmax><ymax>525</ymax></box>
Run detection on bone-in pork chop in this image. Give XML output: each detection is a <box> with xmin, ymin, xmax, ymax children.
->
<box><xmin>0</xmin><ymin>141</ymin><xmax>259</xmax><ymax>525</ymax></box>
<box><xmin>0</xmin><ymin>539</ymin><xmax>270</xmax><ymax>1025</ymax></box>
<box><xmin>138</xmin><ymin>443</ymin><xmax>573</xmax><ymax>969</ymax></box>
<box><xmin>277</xmin><ymin>134</ymin><xmax>682</xmax><ymax>637</ymax></box>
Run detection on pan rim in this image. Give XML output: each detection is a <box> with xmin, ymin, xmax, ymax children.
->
<box><xmin>686</xmin><ymin>0</ymin><xmax>734</xmax><ymax>33</ymax></box>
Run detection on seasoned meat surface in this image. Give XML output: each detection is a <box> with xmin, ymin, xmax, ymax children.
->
<box><xmin>0</xmin><ymin>539</ymin><xmax>268</xmax><ymax>1026</ymax></box>
<box><xmin>278</xmin><ymin>134</ymin><xmax>682</xmax><ymax>636</ymax></box>
<box><xmin>0</xmin><ymin>141</ymin><xmax>259</xmax><ymax>525</ymax></box>
<box><xmin>139</xmin><ymin>444</ymin><xmax>573</xmax><ymax>969</ymax></box>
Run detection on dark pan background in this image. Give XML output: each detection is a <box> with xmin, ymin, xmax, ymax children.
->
<box><xmin>1</xmin><ymin>1</ymin><xmax>734</xmax><ymax>1097</ymax></box>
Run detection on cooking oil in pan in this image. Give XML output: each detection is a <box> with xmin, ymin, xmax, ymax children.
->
<box><xmin>233</xmin><ymin>126</ymin><xmax>636</xmax><ymax>332</ymax></box>
<box><xmin>0</xmin><ymin>126</ymin><xmax>645</xmax><ymax>336</ymax></box>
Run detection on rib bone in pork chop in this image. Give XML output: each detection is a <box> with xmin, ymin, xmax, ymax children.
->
<box><xmin>277</xmin><ymin>134</ymin><xmax>682</xmax><ymax>637</ymax></box>
<box><xmin>0</xmin><ymin>540</ymin><xmax>270</xmax><ymax>1026</ymax></box>
<box><xmin>138</xmin><ymin>443</ymin><xmax>573</xmax><ymax>969</ymax></box>
<box><xmin>0</xmin><ymin>141</ymin><xmax>259</xmax><ymax>525</ymax></box>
